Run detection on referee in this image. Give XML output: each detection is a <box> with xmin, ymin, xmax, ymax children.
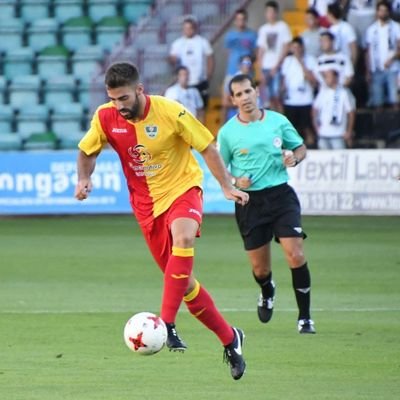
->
<box><xmin>217</xmin><ymin>74</ymin><xmax>315</xmax><ymax>334</ymax></box>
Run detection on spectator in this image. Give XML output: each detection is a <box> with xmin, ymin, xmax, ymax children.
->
<box><xmin>392</xmin><ymin>0</ymin><xmax>400</xmax><ymax>22</ymax></box>
<box><xmin>346</xmin><ymin>0</ymin><xmax>377</xmax><ymax>46</ymax></box>
<box><xmin>169</xmin><ymin>16</ymin><xmax>214</xmax><ymax>108</ymax></box>
<box><xmin>308</xmin><ymin>0</ymin><xmax>336</xmax><ymax>27</ymax></box>
<box><xmin>165</xmin><ymin>66</ymin><xmax>204</xmax><ymax>121</ymax></box>
<box><xmin>327</xmin><ymin>2</ymin><xmax>358</xmax><ymax>66</ymax></box>
<box><xmin>223</xmin><ymin>9</ymin><xmax>257</xmax><ymax>76</ymax></box>
<box><xmin>365</xmin><ymin>0</ymin><xmax>400</xmax><ymax>110</ymax></box>
<box><xmin>301</xmin><ymin>7</ymin><xmax>326</xmax><ymax>58</ymax></box>
<box><xmin>312</xmin><ymin>68</ymin><xmax>356</xmax><ymax>149</ymax></box>
<box><xmin>281</xmin><ymin>37</ymin><xmax>318</xmax><ymax>147</ymax></box>
<box><xmin>256</xmin><ymin>1</ymin><xmax>292</xmax><ymax>112</ymax></box>
<box><xmin>316</xmin><ymin>31</ymin><xmax>354</xmax><ymax>87</ymax></box>
<box><xmin>221</xmin><ymin>54</ymin><xmax>257</xmax><ymax>121</ymax></box>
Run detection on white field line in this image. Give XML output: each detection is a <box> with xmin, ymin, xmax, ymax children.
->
<box><xmin>0</xmin><ymin>307</ymin><xmax>399</xmax><ymax>314</ymax></box>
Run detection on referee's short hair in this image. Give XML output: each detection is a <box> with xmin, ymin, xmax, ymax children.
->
<box><xmin>228</xmin><ymin>74</ymin><xmax>256</xmax><ymax>96</ymax></box>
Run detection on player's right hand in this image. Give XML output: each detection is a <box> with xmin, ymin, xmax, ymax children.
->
<box><xmin>75</xmin><ymin>179</ymin><xmax>92</xmax><ymax>201</ymax></box>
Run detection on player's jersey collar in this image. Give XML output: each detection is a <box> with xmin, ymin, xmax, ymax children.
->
<box><xmin>236</xmin><ymin>109</ymin><xmax>265</xmax><ymax>125</ymax></box>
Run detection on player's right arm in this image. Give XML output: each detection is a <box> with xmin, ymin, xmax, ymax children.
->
<box><xmin>75</xmin><ymin>109</ymin><xmax>108</xmax><ymax>201</ymax></box>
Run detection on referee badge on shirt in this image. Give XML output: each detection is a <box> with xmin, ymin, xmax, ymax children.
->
<box><xmin>144</xmin><ymin>125</ymin><xmax>158</xmax><ymax>139</ymax></box>
<box><xmin>273</xmin><ymin>137</ymin><xmax>282</xmax><ymax>148</ymax></box>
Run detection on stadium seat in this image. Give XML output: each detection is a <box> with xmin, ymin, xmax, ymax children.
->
<box><xmin>71</xmin><ymin>45</ymin><xmax>104</xmax><ymax>81</ymax></box>
<box><xmin>158</xmin><ymin>1</ymin><xmax>185</xmax><ymax>22</ymax></box>
<box><xmin>95</xmin><ymin>16</ymin><xmax>129</xmax><ymax>52</ymax></box>
<box><xmin>58</xmin><ymin>130</ymin><xmax>86</xmax><ymax>149</ymax></box>
<box><xmin>0</xmin><ymin>132</ymin><xmax>22</xmax><ymax>151</ymax></box>
<box><xmin>0</xmin><ymin>76</ymin><xmax>7</xmax><ymax>104</ymax></box>
<box><xmin>3</xmin><ymin>47</ymin><xmax>34</xmax><ymax>80</ymax></box>
<box><xmin>43</xmin><ymin>75</ymin><xmax>77</xmax><ymax>106</ymax></box>
<box><xmin>61</xmin><ymin>16</ymin><xmax>94</xmax><ymax>52</ymax></box>
<box><xmin>16</xmin><ymin>104</ymin><xmax>49</xmax><ymax>139</ymax></box>
<box><xmin>27</xmin><ymin>18</ymin><xmax>59</xmax><ymax>53</ymax></box>
<box><xmin>20</xmin><ymin>0</ymin><xmax>50</xmax><ymax>23</ymax></box>
<box><xmin>54</xmin><ymin>0</ymin><xmax>84</xmax><ymax>24</ymax></box>
<box><xmin>134</xmin><ymin>27</ymin><xmax>160</xmax><ymax>48</ymax></box>
<box><xmin>77</xmin><ymin>78</ymin><xmax>106</xmax><ymax>112</ymax></box>
<box><xmin>122</xmin><ymin>0</ymin><xmax>152</xmax><ymax>24</ymax></box>
<box><xmin>87</xmin><ymin>0</ymin><xmax>119</xmax><ymax>23</ymax></box>
<box><xmin>0</xmin><ymin>0</ymin><xmax>16</xmax><ymax>19</ymax></box>
<box><xmin>23</xmin><ymin>131</ymin><xmax>58</xmax><ymax>150</ymax></box>
<box><xmin>50</xmin><ymin>102</ymin><xmax>84</xmax><ymax>140</ymax></box>
<box><xmin>0</xmin><ymin>105</ymin><xmax>14</xmax><ymax>133</ymax></box>
<box><xmin>191</xmin><ymin>2</ymin><xmax>220</xmax><ymax>22</ymax></box>
<box><xmin>9</xmin><ymin>75</ymin><xmax>41</xmax><ymax>109</ymax></box>
<box><xmin>165</xmin><ymin>27</ymin><xmax>181</xmax><ymax>45</ymax></box>
<box><xmin>0</xmin><ymin>19</ymin><xmax>24</xmax><ymax>53</ymax></box>
<box><xmin>37</xmin><ymin>45</ymin><xmax>69</xmax><ymax>79</ymax></box>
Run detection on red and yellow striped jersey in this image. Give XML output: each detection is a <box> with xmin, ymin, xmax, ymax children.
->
<box><xmin>79</xmin><ymin>95</ymin><xmax>214</xmax><ymax>226</ymax></box>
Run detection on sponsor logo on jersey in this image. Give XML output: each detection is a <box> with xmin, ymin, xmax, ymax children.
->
<box><xmin>112</xmin><ymin>127</ymin><xmax>128</xmax><ymax>133</ymax></box>
<box><xmin>128</xmin><ymin>144</ymin><xmax>152</xmax><ymax>164</ymax></box>
<box><xmin>144</xmin><ymin>125</ymin><xmax>158</xmax><ymax>139</ymax></box>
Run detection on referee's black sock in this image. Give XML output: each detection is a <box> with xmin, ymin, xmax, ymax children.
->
<box><xmin>291</xmin><ymin>263</ymin><xmax>311</xmax><ymax>320</ymax></box>
<box><xmin>253</xmin><ymin>271</ymin><xmax>275</xmax><ymax>299</ymax></box>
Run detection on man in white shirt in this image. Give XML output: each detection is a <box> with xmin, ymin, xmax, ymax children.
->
<box><xmin>365</xmin><ymin>0</ymin><xmax>400</xmax><ymax>109</ymax></box>
<box><xmin>327</xmin><ymin>3</ymin><xmax>358</xmax><ymax>65</ymax></box>
<box><xmin>256</xmin><ymin>0</ymin><xmax>292</xmax><ymax>112</ymax></box>
<box><xmin>316</xmin><ymin>31</ymin><xmax>354</xmax><ymax>87</ymax></box>
<box><xmin>164</xmin><ymin>66</ymin><xmax>204</xmax><ymax>121</ymax></box>
<box><xmin>169</xmin><ymin>17</ymin><xmax>214</xmax><ymax>108</ymax></box>
<box><xmin>313</xmin><ymin>68</ymin><xmax>356</xmax><ymax>149</ymax></box>
<box><xmin>346</xmin><ymin>0</ymin><xmax>376</xmax><ymax>46</ymax></box>
<box><xmin>281</xmin><ymin>37</ymin><xmax>318</xmax><ymax>147</ymax></box>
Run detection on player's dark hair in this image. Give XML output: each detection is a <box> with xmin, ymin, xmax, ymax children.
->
<box><xmin>175</xmin><ymin>65</ymin><xmax>189</xmax><ymax>74</ymax></box>
<box><xmin>235</xmin><ymin>8</ymin><xmax>248</xmax><ymax>18</ymax></box>
<box><xmin>228</xmin><ymin>74</ymin><xmax>256</xmax><ymax>96</ymax></box>
<box><xmin>320</xmin><ymin>31</ymin><xmax>335</xmax><ymax>42</ymax></box>
<box><xmin>265</xmin><ymin>1</ymin><xmax>279</xmax><ymax>11</ymax></box>
<box><xmin>105</xmin><ymin>62</ymin><xmax>139</xmax><ymax>88</ymax></box>
<box><xmin>306</xmin><ymin>7</ymin><xmax>319</xmax><ymax>18</ymax></box>
<box><xmin>376</xmin><ymin>0</ymin><xmax>391</xmax><ymax>11</ymax></box>
<box><xmin>327</xmin><ymin>3</ymin><xmax>342</xmax><ymax>19</ymax></box>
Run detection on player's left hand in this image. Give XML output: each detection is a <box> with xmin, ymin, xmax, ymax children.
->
<box><xmin>223</xmin><ymin>187</ymin><xmax>249</xmax><ymax>206</ymax></box>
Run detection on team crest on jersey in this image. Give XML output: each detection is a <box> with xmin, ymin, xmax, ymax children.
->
<box><xmin>144</xmin><ymin>124</ymin><xmax>158</xmax><ymax>139</ymax></box>
<box><xmin>128</xmin><ymin>144</ymin><xmax>152</xmax><ymax>164</ymax></box>
<box><xmin>273</xmin><ymin>137</ymin><xmax>282</xmax><ymax>148</ymax></box>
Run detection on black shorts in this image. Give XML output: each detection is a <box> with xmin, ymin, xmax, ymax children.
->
<box><xmin>284</xmin><ymin>105</ymin><xmax>313</xmax><ymax>132</ymax></box>
<box><xmin>235</xmin><ymin>183</ymin><xmax>306</xmax><ymax>251</ymax></box>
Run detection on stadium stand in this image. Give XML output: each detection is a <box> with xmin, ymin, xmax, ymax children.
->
<box><xmin>27</xmin><ymin>18</ymin><xmax>59</xmax><ymax>52</ymax></box>
<box><xmin>53</xmin><ymin>0</ymin><xmax>84</xmax><ymax>23</ymax></box>
<box><xmin>37</xmin><ymin>45</ymin><xmax>70</xmax><ymax>79</ymax></box>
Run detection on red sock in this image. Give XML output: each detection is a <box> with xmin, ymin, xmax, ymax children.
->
<box><xmin>184</xmin><ymin>280</ymin><xmax>234</xmax><ymax>346</ymax></box>
<box><xmin>160</xmin><ymin>247</ymin><xmax>193</xmax><ymax>323</ymax></box>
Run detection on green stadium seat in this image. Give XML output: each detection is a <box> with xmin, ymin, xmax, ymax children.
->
<box><xmin>16</xmin><ymin>104</ymin><xmax>49</xmax><ymax>139</ymax></box>
<box><xmin>87</xmin><ymin>0</ymin><xmax>119</xmax><ymax>23</ymax></box>
<box><xmin>95</xmin><ymin>16</ymin><xmax>129</xmax><ymax>52</ymax></box>
<box><xmin>54</xmin><ymin>0</ymin><xmax>84</xmax><ymax>23</ymax></box>
<box><xmin>20</xmin><ymin>0</ymin><xmax>50</xmax><ymax>23</ymax></box>
<box><xmin>0</xmin><ymin>132</ymin><xmax>22</xmax><ymax>151</ymax></box>
<box><xmin>62</xmin><ymin>16</ymin><xmax>94</xmax><ymax>52</ymax></box>
<box><xmin>0</xmin><ymin>0</ymin><xmax>16</xmax><ymax>19</ymax></box>
<box><xmin>3</xmin><ymin>47</ymin><xmax>35</xmax><ymax>80</ymax></box>
<box><xmin>27</xmin><ymin>18</ymin><xmax>59</xmax><ymax>52</ymax></box>
<box><xmin>0</xmin><ymin>19</ymin><xmax>24</xmax><ymax>53</ymax></box>
<box><xmin>37</xmin><ymin>45</ymin><xmax>69</xmax><ymax>79</ymax></box>
<box><xmin>23</xmin><ymin>131</ymin><xmax>58</xmax><ymax>150</ymax></box>
<box><xmin>9</xmin><ymin>75</ymin><xmax>41</xmax><ymax>108</ymax></box>
<box><xmin>43</xmin><ymin>75</ymin><xmax>77</xmax><ymax>106</ymax></box>
<box><xmin>0</xmin><ymin>105</ymin><xmax>14</xmax><ymax>133</ymax></box>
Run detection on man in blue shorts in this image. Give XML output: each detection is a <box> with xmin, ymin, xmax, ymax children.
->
<box><xmin>217</xmin><ymin>74</ymin><xmax>316</xmax><ymax>334</ymax></box>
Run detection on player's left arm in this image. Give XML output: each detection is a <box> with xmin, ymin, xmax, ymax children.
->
<box><xmin>283</xmin><ymin>144</ymin><xmax>307</xmax><ymax>168</ymax></box>
<box><xmin>201</xmin><ymin>143</ymin><xmax>249</xmax><ymax>206</ymax></box>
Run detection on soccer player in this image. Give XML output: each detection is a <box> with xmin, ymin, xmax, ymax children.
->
<box><xmin>74</xmin><ymin>62</ymin><xmax>248</xmax><ymax>380</ymax></box>
<box><xmin>217</xmin><ymin>74</ymin><xmax>316</xmax><ymax>334</ymax></box>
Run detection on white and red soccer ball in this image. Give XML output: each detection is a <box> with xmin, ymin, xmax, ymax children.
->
<box><xmin>123</xmin><ymin>312</ymin><xmax>167</xmax><ymax>355</ymax></box>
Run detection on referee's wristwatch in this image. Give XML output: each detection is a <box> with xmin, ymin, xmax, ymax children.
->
<box><xmin>293</xmin><ymin>157</ymin><xmax>300</xmax><ymax>166</ymax></box>
<box><xmin>231</xmin><ymin>176</ymin><xmax>237</xmax><ymax>187</ymax></box>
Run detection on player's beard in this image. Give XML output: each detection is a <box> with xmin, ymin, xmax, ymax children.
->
<box><xmin>119</xmin><ymin>97</ymin><xmax>141</xmax><ymax>120</ymax></box>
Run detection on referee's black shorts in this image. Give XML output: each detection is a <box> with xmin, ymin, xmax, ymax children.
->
<box><xmin>235</xmin><ymin>183</ymin><xmax>306</xmax><ymax>251</ymax></box>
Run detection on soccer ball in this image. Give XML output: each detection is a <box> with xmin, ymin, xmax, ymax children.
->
<box><xmin>123</xmin><ymin>312</ymin><xmax>167</xmax><ymax>355</ymax></box>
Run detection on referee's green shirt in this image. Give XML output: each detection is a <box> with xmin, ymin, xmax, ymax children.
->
<box><xmin>217</xmin><ymin>110</ymin><xmax>303</xmax><ymax>191</ymax></box>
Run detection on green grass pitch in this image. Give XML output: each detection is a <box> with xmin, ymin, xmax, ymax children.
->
<box><xmin>0</xmin><ymin>215</ymin><xmax>399</xmax><ymax>400</ymax></box>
